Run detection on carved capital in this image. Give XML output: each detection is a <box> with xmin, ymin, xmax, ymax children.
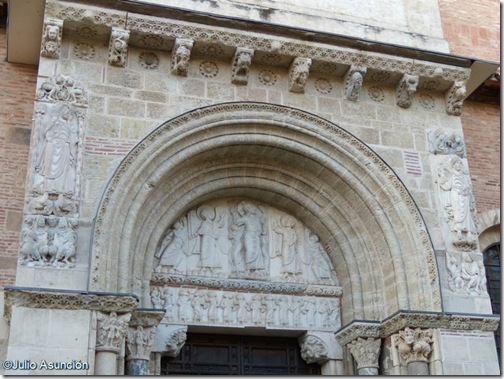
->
<box><xmin>171</xmin><ymin>38</ymin><xmax>193</xmax><ymax>76</ymax></box>
<box><xmin>231</xmin><ymin>47</ymin><xmax>254</xmax><ymax>85</ymax></box>
<box><xmin>428</xmin><ymin>128</ymin><xmax>466</xmax><ymax>157</ymax></box>
<box><xmin>126</xmin><ymin>325</ymin><xmax>156</xmax><ymax>360</ymax></box>
<box><xmin>288</xmin><ymin>57</ymin><xmax>312</xmax><ymax>93</ymax></box>
<box><xmin>299</xmin><ymin>334</ymin><xmax>329</xmax><ymax>364</ymax></box>
<box><xmin>96</xmin><ymin>311</ymin><xmax>132</xmax><ymax>353</ymax></box>
<box><xmin>335</xmin><ymin>321</ymin><xmax>381</xmax><ymax>346</ymax></box>
<box><xmin>344</xmin><ymin>65</ymin><xmax>367</xmax><ymax>101</ymax></box>
<box><xmin>41</xmin><ymin>18</ymin><xmax>63</xmax><ymax>59</ymax></box>
<box><xmin>348</xmin><ymin>337</ymin><xmax>381</xmax><ymax>369</ymax></box>
<box><xmin>394</xmin><ymin>327</ymin><xmax>433</xmax><ymax>364</ymax></box>
<box><xmin>108</xmin><ymin>27</ymin><xmax>130</xmax><ymax>67</ymax></box>
<box><xmin>395</xmin><ymin>73</ymin><xmax>418</xmax><ymax>108</ymax></box>
<box><xmin>445</xmin><ymin>81</ymin><xmax>466</xmax><ymax>116</ymax></box>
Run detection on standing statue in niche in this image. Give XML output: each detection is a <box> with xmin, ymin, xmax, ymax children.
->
<box><xmin>273</xmin><ymin>216</ymin><xmax>302</xmax><ymax>279</ymax></box>
<box><xmin>437</xmin><ymin>156</ymin><xmax>477</xmax><ymax>247</ymax></box>
<box><xmin>35</xmin><ymin>104</ymin><xmax>79</xmax><ymax>195</ymax></box>
<box><xmin>229</xmin><ymin>201</ymin><xmax>269</xmax><ymax>277</ymax></box>
<box><xmin>155</xmin><ymin>218</ymin><xmax>187</xmax><ymax>274</ymax></box>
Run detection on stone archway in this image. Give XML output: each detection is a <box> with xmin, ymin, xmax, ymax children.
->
<box><xmin>89</xmin><ymin>102</ymin><xmax>441</xmax><ymax>325</ymax></box>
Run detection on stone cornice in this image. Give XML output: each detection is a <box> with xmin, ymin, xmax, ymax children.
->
<box><xmin>3</xmin><ymin>286</ymin><xmax>139</xmax><ymax>317</ymax></box>
<box><xmin>130</xmin><ymin>309</ymin><xmax>166</xmax><ymax>327</ymax></box>
<box><xmin>335</xmin><ymin>311</ymin><xmax>500</xmax><ymax>345</ymax></box>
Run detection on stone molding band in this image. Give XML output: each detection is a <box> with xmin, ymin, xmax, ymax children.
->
<box><xmin>335</xmin><ymin>311</ymin><xmax>500</xmax><ymax>345</ymax></box>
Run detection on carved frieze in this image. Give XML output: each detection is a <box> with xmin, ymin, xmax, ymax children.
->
<box><xmin>127</xmin><ymin>325</ymin><xmax>156</xmax><ymax>360</ymax></box>
<box><xmin>298</xmin><ymin>335</ymin><xmax>329</xmax><ymax>364</ymax></box>
<box><xmin>394</xmin><ymin>327</ymin><xmax>433</xmax><ymax>364</ymax></box>
<box><xmin>446</xmin><ymin>251</ymin><xmax>488</xmax><ymax>295</ymax></box>
<box><xmin>36</xmin><ymin>74</ymin><xmax>88</xmax><ymax>107</ymax></box>
<box><xmin>19</xmin><ymin>215</ymin><xmax>77</xmax><ymax>268</ymax></box>
<box><xmin>231</xmin><ymin>47</ymin><xmax>254</xmax><ymax>85</ymax></box>
<box><xmin>395</xmin><ymin>74</ymin><xmax>419</xmax><ymax>108</ymax></box>
<box><xmin>428</xmin><ymin>129</ymin><xmax>466</xmax><ymax>157</ymax></box>
<box><xmin>108</xmin><ymin>27</ymin><xmax>130</xmax><ymax>67</ymax></box>
<box><xmin>445</xmin><ymin>81</ymin><xmax>466</xmax><ymax>116</ymax></box>
<box><xmin>436</xmin><ymin>156</ymin><xmax>477</xmax><ymax>249</ymax></box>
<box><xmin>344</xmin><ymin>65</ymin><xmax>367</xmax><ymax>101</ymax></box>
<box><xmin>288</xmin><ymin>57</ymin><xmax>311</xmax><ymax>93</ymax></box>
<box><xmin>171</xmin><ymin>38</ymin><xmax>193</xmax><ymax>76</ymax></box>
<box><xmin>150</xmin><ymin>286</ymin><xmax>340</xmax><ymax>331</ymax></box>
<box><xmin>348</xmin><ymin>337</ymin><xmax>381</xmax><ymax>369</ymax></box>
<box><xmin>96</xmin><ymin>311</ymin><xmax>132</xmax><ymax>353</ymax></box>
<box><xmin>41</xmin><ymin>18</ymin><xmax>63</xmax><ymax>59</ymax></box>
<box><xmin>335</xmin><ymin>322</ymin><xmax>381</xmax><ymax>346</ymax></box>
<box><xmin>154</xmin><ymin>199</ymin><xmax>338</xmax><ymax>286</ymax></box>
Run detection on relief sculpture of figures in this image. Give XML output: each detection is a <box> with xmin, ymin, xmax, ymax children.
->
<box><xmin>437</xmin><ymin>156</ymin><xmax>477</xmax><ymax>248</ymax></box>
<box><xmin>35</xmin><ymin>104</ymin><xmax>79</xmax><ymax>195</ymax></box>
<box><xmin>229</xmin><ymin>200</ymin><xmax>269</xmax><ymax>278</ymax></box>
<box><xmin>41</xmin><ymin>19</ymin><xmax>63</xmax><ymax>58</ymax></box>
<box><xmin>305</xmin><ymin>232</ymin><xmax>335</xmax><ymax>284</ymax></box>
<box><xmin>446</xmin><ymin>251</ymin><xmax>487</xmax><ymax>295</ymax></box>
<box><xmin>273</xmin><ymin>216</ymin><xmax>302</xmax><ymax>280</ymax></box>
<box><xmin>155</xmin><ymin>218</ymin><xmax>187</xmax><ymax>274</ymax></box>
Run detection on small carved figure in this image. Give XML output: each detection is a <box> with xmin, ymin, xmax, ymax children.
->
<box><xmin>233</xmin><ymin>293</ymin><xmax>249</xmax><ymax>324</ymax></box>
<box><xmin>446</xmin><ymin>81</ymin><xmax>466</xmax><ymax>116</ymax></box>
<box><xmin>251</xmin><ymin>294</ymin><xmax>264</xmax><ymax>325</ymax></box>
<box><xmin>446</xmin><ymin>253</ymin><xmax>464</xmax><ymax>291</ymax></box>
<box><xmin>273</xmin><ymin>216</ymin><xmax>302</xmax><ymax>279</ymax></box>
<box><xmin>207</xmin><ymin>292</ymin><xmax>219</xmax><ymax>323</ymax></box>
<box><xmin>278</xmin><ymin>296</ymin><xmax>289</xmax><ymax>327</ymax></box>
<box><xmin>265</xmin><ymin>295</ymin><xmax>279</xmax><ymax>326</ymax></box>
<box><xmin>288</xmin><ymin>57</ymin><xmax>311</xmax><ymax>93</ymax></box>
<box><xmin>155</xmin><ymin>219</ymin><xmax>187</xmax><ymax>274</ymax></box>
<box><xmin>171</xmin><ymin>39</ymin><xmax>193</xmax><ymax>76</ymax></box>
<box><xmin>52</xmin><ymin>217</ymin><xmax>76</xmax><ymax>266</ymax></box>
<box><xmin>289</xmin><ymin>297</ymin><xmax>301</xmax><ymax>326</ymax></box>
<box><xmin>191</xmin><ymin>291</ymin><xmax>208</xmax><ymax>323</ymax></box>
<box><xmin>194</xmin><ymin>205</ymin><xmax>224</xmax><ymax>274</ymax></box>
<box><xmin>96</xmin><ymin>311</ymin><xmax>131</xmax><ymax>351</ymax></box>
<box><xmin>41</xmin><ymin>20</ymin><xmax>62</xmax><ymax>58</ymax></box>
<box><xmin>219</xmin><ymin>292</ymin><xmax>234</xmax><ymax>324</ymax></box>
<box><xmin>395</xmin><ymin>74</ymin><xmax>419</xmax><ymax>108</ymax></box>
<box><xmin>108</xmin><ymin>28</ymin><xmax>129</xmax><ymax>67</ymax></box>
<box><xmin>150</xmin><ymin>287</ymin><xmax>163</xmax><ymax>309</ymax></box>
<box><xmin>306</xmin><ymin>232</ymin><xmax>333</xmax><ymax>283</ymax></box>
<box><xmin>177</xmin><ymin>289</ymin><xmax>192</xmax><ymax>323</ymax></box>
<box><xmin>232</xmin><ymin>48</ymin><xmax>254</xmax><ymax>84</ymax></box>
<box><xmin>460</xmin><ymin>252</ymin><xmax>480</xmax><ymax>293</ymax></box>
<box><xmin>344</xmin><ymin>66</ymin><xmax>367</xmax><ymax>101</ymax></box>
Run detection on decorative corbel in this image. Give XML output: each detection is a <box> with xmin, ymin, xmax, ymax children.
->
<box><xmin>445</xmin><ymin>81</ymin><xmax>466</xmax><ymax>116</ymax></box>
<box><xmin>231</xmin><ymin>47</ymin><xmax>254</xmax><ymax>85</ymax></box>
<box><xmin>41</xmin><ymin>18</ymin><xmax>63</xmax><ymax>59</ymax></box>
<box><xmin>395</xmin><ymin>74</ymin><xmax>419</xmax><ymax>108</ymax></box>
<box><xmin>288</xmin><ymin>57</ymin><xmax>312</xmax><ymax>93</ymax></box>
<box><xmin>171</xmin><ymin>38</ymin><xmax>194</xmax><ymax>76</ymax></box>
<box><xmin>108</xmin><ymin>27</ymin><xmax>130</xmax><ymax>67</ymax></box>
<box><xmin>344</xmin><ymin>65</ymin><xmax>367</xmax><ymax>101</ymax></box>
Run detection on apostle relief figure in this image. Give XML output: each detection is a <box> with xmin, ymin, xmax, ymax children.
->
<box><xmin>155</xmin><ymin>218</ymin><xmax>188</xmax><ymax>274</ymax></box>
<box><xmin>437</xmin><ymin>156</ymin><xmax>477</xmax><ymax>248</ymax></box>
<box><xmin>228</xmin><ymin>200</ymin><xmax>269</xmax><ymax>278</ymax></box>
<box><xmin>273</xmin><ymin>215</ymin><xmax>302</xmax><ymax>280</ymax></box>
<box><xmin>35</xmin><ymin>104</ymin><xmax>79</xmax><ymax>195</ymax></box>
<box><xmin>304</xmin><ymin>232</ymin><xmax>336</xmax><ymax>284</ymax></box>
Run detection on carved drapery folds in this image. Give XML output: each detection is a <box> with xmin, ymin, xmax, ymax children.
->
<box><xmin>446</xmin><ymin>251</ymin><xmax>488</xmax><ymax>295</ymax></box>
<box><xmin>108</xmin><ymin>27</ymin><xmax>130</xmax><ymax>67</ymax></box>
<box><xmin>96</xmin><ymin>311</ymin><xmax>132</xmax><ymax>353</ymax></box>
<box><xmin>428</xmin><ymin>128</ymin><xmax>466</xmax><ymax>157</ymax></box>
<box><xmin>41</xmin><ymin>18</ymin><xmax>63</xmax><ymax>58</ymax></box>
<box><xmin>231</xmin><ymin>47</ymin><xmax>254</xmax><ymax>85</ymax></box>
<box><xmin>445</xmin><ymin>81</ymin><xmax>466</xmax><ymax>116</ymax></box>
<box><xmin>20</xmin><ymin>74</ymin><xmax>88</xmax><ymax>268</ymax></box>
<box><xmin>344</xmin><ymin>65</ymin><xmax>367</xmax><ymax>101</ymax></box>
<box><xmin>154</xmin><ymin>199</ymin><xmax>338</xmax><ymax>286</ymax></box>
<box><xmin>348</xmin><ymin>337</ymin><xmax>381</xmax><ymax>370</ymax></box>
<box><xmin>126</xmin><ymin>326</ymin><xmax>156</xmax><ymax>360</ymax></box>
<box><xmin>171</xmin><ymin>38</ymin><xmax>193</xmax><ymax>76</ymax></box>
<box><xmin>394</xmin><ymin>327</ymin><xmax>433</xmax><ymax>364</ymax></box>
<box><xmin>299</xmin><ymin>335</ymin><xmax>329</xmax><ymax>364</ymax></box>
<box><xmin>288</xmin><ymin>57</ymin><xmax>312</xmax><ymax>93</ymax></box>
<box><xmin>436</xmin><ymin>156</ymin><xmax>477</xmax><ymax>249</ymax></box>
<box><xmin>395</xmin><ymin>74</ymin><xmax>419</xmax><ymax>108</ymax></box>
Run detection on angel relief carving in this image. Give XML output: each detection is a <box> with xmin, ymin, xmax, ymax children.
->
<box><xmin>153</xmin><ymin>199</ymin><xmax>338</xmax><ymax>286</ymax></box>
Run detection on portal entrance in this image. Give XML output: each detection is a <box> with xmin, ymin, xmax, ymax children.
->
<box><xmin>161</xmin><ymin>333</ymin><xmax>321</xmax><ymax>375</ymax></box>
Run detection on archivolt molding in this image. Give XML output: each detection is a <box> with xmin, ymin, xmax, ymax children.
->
<box><xmin>90</xmin><ymin>102</ymin><xmax>441</xmax><ymax>322</ymax></box>
<box><xmin>477</xmin><ymin>209</ymin><xmax>500</xmax><ymax>252</ymax></box>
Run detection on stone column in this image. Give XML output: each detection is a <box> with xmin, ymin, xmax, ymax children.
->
<box><xmin>125</xmin><ymin>310</ymin><xmax>165</xmax><ymax>375</ymax></box>
<box><xmin>348</xmin><ymin>337</ymin><xmax>381</xmax><ymax>375</ymax></box>
<box><xmin>95</xmin><ymin>311</ymin><xmax>132</xmax><ymax>375</ymax></box>
<box><xmin>394</xmin><ymin>327</ymin><xmax>433</xmax><ymax>375</ymax></box>
<box><xmin>298</xmin><ymin>331</ymin><xmax>342</xmax><ymax>375</ymax></box>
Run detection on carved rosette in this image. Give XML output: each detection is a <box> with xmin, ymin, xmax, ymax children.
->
<box><xmin>428</xmin><ymin>128</ymin><xmax>466</xmax><ymax>157</ymax></box>
<box><xmin>344</xmin><ymin>65</ymin><xmax>367</xmax><ymax>101</ymax></box>
<box><xmin>231</xmin><ymin>47</ymin><xmax>254</xmax><ymax>85</ymax></box>
<box><xmin>41</xmin><ymin>18</ymin><xmax>63</xmax><ymax>59</ymax></box>
<box><xmin>348</xmin><ymin>337</ymin><xmax>381</xmax><ymax>369</ymax></box>
<box><xmin>165</xmin><ymin>328</ymin><xmax>188</xmax><ymax>357</ymax></box>
<box><xmin>171</xmin><ymin>38</ymin><xmax>193</xmax><ymax>76</ymax></box>
<box><xmin>445</xmin><ymin>81</ymin><xmax>466</xmax><ymax>116</ymax></box>
<box><xmin>394</xmin><ymin>327</ymin><xmax>433</xmax><ymax>364</ymax></box>
<box><xmin>96</xmin><ymin>311</ymin><xmax>132</xmax><ymax>353</ymax></box>
<box><xmin>395</xmin><ymin>73</ymin><xmax>419</xmax><ymax>108</ymax></box>
<box><xmin>288</xmin><ymin>57</ymin><xmax>312</xmax><ymax>93</ymax></box>
<box><xmin>126</xmin><ymin>326</ymin><xmax>156</xmax><ymax>360</ymax></box>
<box><xmin>298</xmin><ymin>335</ymin><xmax>329</xmax><ymax>364</ymax></box>
<box><xmin>108</xmin><ymin>27</ymin><xmax>130</xmax><ymax>67</ymax></box>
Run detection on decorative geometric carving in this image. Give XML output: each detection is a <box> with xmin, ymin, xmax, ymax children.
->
<box><xmin>198</xmin><ymin>61</ymin><xmax>219</xmax><ymax>78</ymax></box>
<box><xmin>394</xmin><ymin>327</ymin><xmax>433</xmax><ymax>364</ymax></box>
<box><xmin>419</xmin><ymin>93</ymin><xmax>435</xmax><ymax>110</ymax></box>
<box><xmin>171</xmin><ymin>38</ymin><xmax>193</xmax><ymax>76</ymax></box>
<box><xmin>314</xmin><ymin>78</ymin><xmax>333</xmax><ymax>94</ymax></box>
<box><xmin>428</xmin><ymin>129</ymin><xmax>466</xmax><ymax>157</ymax></box>
<box><xmin>165</xmin><ymin>328</ymin><xmax>187</xmax><ymax>357</ymax></box>
<box><xmin>335</xmin><ymin>322</ymin><xmax>381</xmax><ymax>346</ymax></box>
<box><xmin>368</xmin><ymin>86</ymin><xmax>385</xmax><ymax>102</ymax></box>
<box><xmin>395</xmin><ymin>74</ymin><xmax>419</xmax><ymax>108</ymax></box>
<box><xmin>344</xmin><ymin>65</ymin><xmax>367</xmax><ymax>101</ymax></box>
<box><xmin>348</xmin><ymin>337</ymin><xmax>381</xmax><ymax>369</ymax></box>
<box><xmin>258</xmin><ymin>70</ymin><xmax>278</xmax><ymax>86</ymax></box>
<box><xmin>288</xmin><ymin>57</ymin><xmax>311</xmax><ymax>93</ymax></box>
<box><xmin>150</xmin><ymin>286</ymin><xmax>340</xmax><ymax>332</ymax></box>
<box><xmin>231</xmin><ymin>47</ymin><xmax>254</xmax><ymax>85</ymax></box>
<box><xmin>73</xmin><ymin>42</ymin><xmax>95</xmax><ymax>60</ymax></box>
<box><xmin>108</xmin><ymin>27</ymin><xmax>130</xmax><ymax>67</ymax></box>
<box><xmin>437</xmin><ymin>156</ymin><xmax>477</xmax><ymax>249</ymax></box>
<box><xmin>446</xmin><ymin>251</ymin><xmax>488</xmax><ymax>295</ymax></box>
<box><xmin>19</xmin><ymin>215</ymin><xmax>77</xmax><ymax>268</ymax></box>
<box><xmin>445</xmin><ymin>81</ymin><xmax>466</xmax><ymax>116</ymax></box>
<box><xmin>139</xmin><ymin>52</ymin><xmax>159</xmax><ymax>69</ymax></box>
<box><xmin>36</xmin><ymin>74</ymin><xmax>88</xmax><ymax>107</ymax></box>
<box><xmin>41</xmin><ymin>18</ymin><xmax>63</xmax><ymax>59</ymax></box>
<box><xmin>96</xmin><ymin>311</ymin><xmax>132</xmax><ymax>353</ymax></box>
<box><xmin>126</xmin><ymin>326</ymin><xmax>156</xmax><ymax>360</ymax></box>
<box><xmin>298</xmin><ymin>335</ymin><xmax>329</xmax><ymax>364</ymax></box>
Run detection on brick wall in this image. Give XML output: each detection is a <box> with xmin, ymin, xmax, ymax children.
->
<box><xmin>0</xmin><ymin>27</ymin><xmax>37</xmax><ymax>287</ymax></box>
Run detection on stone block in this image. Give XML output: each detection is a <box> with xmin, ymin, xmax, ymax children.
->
<box><xmin>89</xmin><ymin>95</ymin><xmax>106</xmax><ymax>114</ymax></box>
<box><xmin>468</xmin><ymin>335</ymin><xmax>499</xmax><ymax>362</ymax></box>
<box><xmin>87</xmin><ymin>114</ymin><xmax>120</xmax><ymax>138</ymax></box>
<box><xmin>381</xmin><ymin>131</ymin><xmax>415</xmax><ymax>149</ymax></box>
<box><xmin>8</xmin><ymin>307</ymin><xmax>50</xmax><ymax>347</ymax></box>
<box><xmin>235</xmin><ymin>86</ymin><xmax>268</xmax><ymax>102</ymax></box>
<box><xmin>88</xmin><ymin>84</ymin><xmax>133</xmax><ymax>98</ymax></box>
<box><xmin>108</xmin><ymin>98</ymin><xmax>146</xmax><ymax>118</ymax></box>
<box><xmin>106</xmin><ymin>67</ymin><xmax>144</xmax><ymax>89</ymax></box>
<box><xmin>178</xmin><ymin>78</ymin><xmax>206</xmax><ymax>97</ymax></box>
<box><xmin>144</xmin><ymin>72</ymin><xmax>178</xmax><ymax>93</ymax></box>
<box><xmin>135</xmin><ymin>91</ymin><xmax>168</xmax><ymax>103</ymax></box>
<box><xmin>47</xmin><ymin>309</ymin><xmax>92</xmax><ymax>349</ymax></box>
<box><xmin>317</xmin><ymin>97</ymin><xmax>341</xmax><ymax>115</ymax></box>
<box><xmin>57</xmin><ymin>60</ymin><xmax>104</xmax><ymax>83</ymax></box>
<box><xmin>376</xmin><ymin>106</ymin><xmax>401</xmax><ymax>123</ymax></box>
<box><xmin>15</xmin><ymin>266</ymin><xmax>89</xmax><ymax>290</ymax></box>
<box><xmin>341</xmin><ymin>101</ymin><xmax>377</xmax><ymax>120</ymax></box>
<box><xmin>282</xmin><ymin>92</ymin><xmax>317</xmax><ymax>112</ymax></box>
<box><xmin>440</xmin><ymin>336</ymin><xmax>469</xmax><ymax>360</ymax></box>
<box><xmin>5</xmin><ymin>210</ymin><xmax>23</xmax><ymax>231</ymax></box>
<box><xmin>207</xmin><ymin>82</ymin><xmax>235</xmax><ymax>101</ymax></box>
<box><xmin>120</xmin><ymin>118</ymin><xmax>157</xmax><ymax>140</ymax></box>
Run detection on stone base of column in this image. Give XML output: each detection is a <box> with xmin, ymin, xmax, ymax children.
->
<box><xmin>126</xmin><ymin>358</ymin><xmax>149</xmax><ymax>375</ymax></box>
<box><xmin>95</xmin><ymin>350</ymin><xmax>118</xmax><ymax>375</ymax></box>
<box><xmin>357</xmin><ymin>367</ymin><xmax>379</xmax><ymax>375</ymax></box>
<box><xmin>407</xmin><ymin>361</ymin><xmax>429</xmax><ymax>375</ymax></box>
<box><xmin>321</xmin><ymin>360</ymin><xmax>344</xmax><ymax>375</ymax></box>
